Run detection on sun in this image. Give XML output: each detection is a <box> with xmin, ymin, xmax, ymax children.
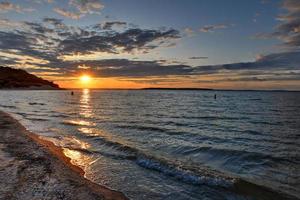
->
<box><xmin>80</xmin><ymin>75</ymin><xmax>91</xmax><ymax>83</ymax></box>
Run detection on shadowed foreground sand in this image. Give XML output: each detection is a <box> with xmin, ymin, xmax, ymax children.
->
<box><xmin>0</xmin><ymin>111</ymin><xmax>128</xmax><ymax>200</ymax></box>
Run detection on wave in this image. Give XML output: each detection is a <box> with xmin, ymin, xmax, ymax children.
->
<box><xmin>28</xmin><ymin>102</ymin><xmax>46</xmax><ymax>106</ymax></box>
<box><xmin>62</xmin><ymin>120</ymin><xmax>95</xmax><ymax>127</ymax></box>
<box><xmin>24</xmin><ymin>117</ymin><xmax>49</xmax><ymax>121</ymax></box>
<box><xmin>249</xmin><ymin>121</ymin><xmax>282</xmax><ymax>126</ymax></box>
<box><xmin>80</xmin><ymin>134</ymin><xmax>234</xmax><ymax>187</ymax></box>
<box><xmin>85</xmin><ymin>134</ymin><xmax>297</xmax><ymax>199</ymax></box>
<box><xmin>116</xmin><ymin>124</ymin><xmax>195</xmax><ymax>136</ymax></box>
<box><xmin>15</xmin><ymin>112</ymin><xmax>28</xmax><ymax>117</ymax></box>
<box><xmin>177</xmin><ymin>145</ymin><xmax>299</xmax><ymax>165</ymax></box>
<box><xmin>0</xmin><ymin>104</ymin><xmax>17</xmax><ymax>109</ymax></box>
<box><xmin>249</xmin><ymin>98</ymin><xmax>262</xmax><ymax>101</ymax></box>
<box><xmin>50</xmin><ymin>113</ymin><xmax>69</xmax><ymax>118</ymax></box>
<box><xmin>116</xmin><ymin>125</ymin><xmax>168</xmax><ymax>133</ymax></box>
<box><xmin>154</xmin><ymin>115</ymin><xmax>250</xmax><ymax>121</ymax></box>
<box><xmin>135</xmin><ymin>156</ymin><xmax>235</xmax><ymax>187</ymax></box>
<box><xmin>92</xmin><ymin>132</ymin><xmax>274</xmax><ymax>167</ymax></box>
<box><xmin>180</xmin><ymin>115</ymin><xmax>250</xmax><ymax>121</ymax></box>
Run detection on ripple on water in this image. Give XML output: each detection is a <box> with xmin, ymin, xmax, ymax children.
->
<box><xmin>62</xmin><ymin>119</ymin><xmax>96</xmax><ymax>127</ymax></box>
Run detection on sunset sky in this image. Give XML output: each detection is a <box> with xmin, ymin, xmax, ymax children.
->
<box><xmin>0</xmin><ymin>0</ymin><xmax>300</xmax><ymax>89</ymax></box>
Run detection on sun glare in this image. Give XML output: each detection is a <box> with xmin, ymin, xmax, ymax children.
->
<box><xmin>80</xmin><ymin>75</ymin><xmax>91</xmax><ymax>83</ymax></box>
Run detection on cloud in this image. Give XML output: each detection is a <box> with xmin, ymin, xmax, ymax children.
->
<box><xmin>3</xmin><ymin>38</ymin><xmax>299</xmax><ymax>80</ymax></box>
<box><xmin>54</xmin><ymin>0</ymin><xmax>104</xmax><ymax>19</ymax></box>
<box><xmin>183</xmin><ymin>28</ymin><xmax>194</xmax><ymax>36</ymax></box>
<box><xmin>0</xmin><ymin>18</ymin><xmax>22</xmax><ymax>28</ymax></box>
<box><xmin>59</xmin><ymin>28</ymin><xmax>180</xmax><ymax>55</ymax></box>
<box><xmin>274</xmin><ymin>0</ymin><xmax>300</xmax><ymax>48</ymax></box>
<box><xmin>254</xmin><ymin>0</ymin><xmax>300</xmax><ymax>49</ymax></box>
<box><xmin>43</xmin><ymin>18</ymin><xmax>64</xmax><ymax>26</ymax></box>
<box><xmin>53</xmin><ymin>8</ymin><xmax>82</xmax><ymax>19</ymax></box>
<box><xmin>0</xmin><ymin>1</ymin><xmax>34</xmax><ymax>13</ymax></box>
<box><xmin>78</xmin><ymin>59</ymin><xmax>194</xmax><ymax>77</ymax></box>
<box><xmin>199</xmin><ymin>23</ymin><xmax>233</xmax><ymax>33</ymax></box>
<box><xmin>56</xmin><ymin>51</ymin><xmax>300</xmax><ymax>79</ymax></box>
<box><xmin>191</xmin><ymin>51</ymin><xmax>300</xmax><ymax>76</ymax></box>
<box><xmin>0</xmin><ymin>18</ymin><xmax>180</xmax><ymax>70</ymax></box>
<box><xmin>0</xmin><ymin>17</ymin><xmax>299</xmax><ymax>85</ymax></box>
<box><xmin>70</xmin><ymin>0</ymin><xmax>104</xmax><ymax>14</ymax></box>
<box><xmin>101</xmin><ymin>21</ymin><xmax>127</xmax><ymax>30</ymax></box>
<box><xmin>32</xmin><ymin>0</ymin><xmax>54</xmax><ymax>3</ymax></box>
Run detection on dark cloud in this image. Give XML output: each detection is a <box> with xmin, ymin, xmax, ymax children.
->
<box><xmin>0</xmin><ymin>31</ymin><xmax>47</xmax><ymax>60</ymax></box>
<box><xmin>275</xmin><ymin>0</ymin><xmax>300</xmax><ymax>48</ymax></box>
<box><xmin>196</xmin><ymin>72</ymin><xmax>300</xmax><ymax>83</ymax></box>
<box><xmin>58</xmin><ymin>28</ymin><xmax>180</xmax><ymax>55</ymax></box>
<box><xmin>101</xmin><ymin>21</ymin><xmax>127</xmax><ymax>30</ymax></box>
<box><xmin>23</xmin><ymin>22</ymin><xmax>55</xmax><ymax>34</ymax></box>
<box><xmin>193</xmin><ymin>51</ymin><xmax>300</xmax><ymax>73</ymax></box>
<box><xmin>254</xmin><ymin>0</ymin><xmax>300</xmax><ymax>49</ymax></box>
<box><xmin>43</xmin><ymin>18</ymin><xmax>65</xmax><ymax>27</ymax></box>
<box><xmin>16</xmin><ymin>51</ymin><xmax>299</xmax><ymax>80</ymax></box>
<box><xmin>86</xmin><ymin>60</ymin><xmax>193</xmax><ymax>77</ymax></box>
<box><xmin>57</xmin><ymin>52</ymin><xmax>300</xmax><ymax>81</ymax></box>
<box><xmin>0</xmin><ymin>18</ymin><xmax>180</xmax><ymax>60</ymax></box>
<box><xmin>0</xmin><ymin>18</ymin><xmax>182</xmax><ymax>77</ymax></box>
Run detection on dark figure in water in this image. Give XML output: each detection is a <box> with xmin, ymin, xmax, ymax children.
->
<box><xmin>71</xmin><ymin>91</ymin><xmax>74</xmax><ymax>95</ymax></box>
<box><xmin>214</xmin><ymin>94</ymin><xmax>216</xmax><ymax>99</ymax></box>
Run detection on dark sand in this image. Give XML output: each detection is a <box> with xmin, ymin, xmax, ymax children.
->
<box><xmin>0</xmin><ymin>111</ymin><xmax>128</xmax><ymax>200</ymax></box>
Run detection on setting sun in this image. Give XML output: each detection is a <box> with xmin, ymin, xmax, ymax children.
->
<box><xmin>80</xmin><ymin>75</ymin><xmax>91</xmax><ymax>83</ymax></box>
<box><xmin>1</xmin><ymin>1</ymin><xmax>300</xmax><ymax>199</ymax></box>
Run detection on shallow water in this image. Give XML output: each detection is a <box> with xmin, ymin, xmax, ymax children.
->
<box><xmin>0</xmin><ymin>89</ymin><xmax>299</xmax><ymax>200</ymax></box>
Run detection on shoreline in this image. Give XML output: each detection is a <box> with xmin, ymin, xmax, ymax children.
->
<box><xmin>0</xmin><ymin>110</ymin><xmax>128</xmax><ymax>200</ymax></box>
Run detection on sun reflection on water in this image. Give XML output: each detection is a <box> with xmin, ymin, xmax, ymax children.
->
<box><xmin>60</xmin><ymin>89</ymin><xmax>97</xmax><ymax>174</ymax></box>
<box><xmin>78</xmin><ymin>127</ymin><xmax>97</xmax><ymax>136</ymax></box>
<box><xmin>63</xmin><ymin>148</ymin><xmax>95</xmax><ymax>172</ymax></box>
<box><xmin>80</xmin><ymin>89</ymin><xmax>93</xmax><ymax>118</ymax></box>
<box><xmin>63</xmin><ymin>119</ymin><xmax>95</xmax><ymax>126</ymax></box>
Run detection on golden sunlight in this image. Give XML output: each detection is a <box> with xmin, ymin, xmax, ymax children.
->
<box><xmin>80</xmin><ymin>75</ymin><xmax>92</xmax><ymax>83</ymax></box>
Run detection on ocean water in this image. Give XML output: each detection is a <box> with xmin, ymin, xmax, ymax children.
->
<box><xmin>0</xmin><ymin>89</ymin><xmax>299</xmax><ymax>200</ymax></box>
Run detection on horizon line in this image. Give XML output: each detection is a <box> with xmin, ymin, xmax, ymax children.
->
<box><xmin>64</xmin><ymin>87</ymin><xmax>300</xmax><ymax>92</ymax></box>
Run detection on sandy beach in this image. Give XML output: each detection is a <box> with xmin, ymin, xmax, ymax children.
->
<box><xmin>0</xmin><ymin>111</ymin><xmax>128</xmax><ymax>200</ymax></box>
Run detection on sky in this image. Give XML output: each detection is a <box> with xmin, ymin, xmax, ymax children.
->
<box><xmin>0</xmin><ymin>0</ymin><xmax>300</xmax><ymax>89</ymax></box>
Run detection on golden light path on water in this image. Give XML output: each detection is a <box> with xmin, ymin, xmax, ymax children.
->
<box><xmin>80</xmin><ymin>89</ymin><xmax>93</xmax><ymax>118</ymax></box>
<box><xmin>61</xmin><ymin>89</ymin><xmax>136</xmax><ymax>180</ymax></box>
<box><xmin>62</xmin><ymin>89</ymin><xmax>98</xmax><ymax>175</ymax></box>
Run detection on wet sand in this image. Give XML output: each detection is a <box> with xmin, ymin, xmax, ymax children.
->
<box><xmin>0</xmin><ymin>111</ymin><xmax>128</xmax><ymax>200</ymax></box>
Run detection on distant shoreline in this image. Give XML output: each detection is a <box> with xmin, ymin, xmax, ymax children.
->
<box><xmin>142</xmin><ymin>88</ymin><xmax>300</xmax><ymax>92</ymax></box>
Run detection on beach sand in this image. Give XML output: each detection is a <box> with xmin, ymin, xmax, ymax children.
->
<box><xmin>0</xmin><ymin>111</ymin><xmax>128</xmax><ymax>200</ymax></box>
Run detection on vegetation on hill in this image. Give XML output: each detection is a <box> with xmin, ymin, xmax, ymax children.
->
<box><xmin>0</xmin><ymin>66</ymin><xmax>60</xmax><ymax>89</ymax></box>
